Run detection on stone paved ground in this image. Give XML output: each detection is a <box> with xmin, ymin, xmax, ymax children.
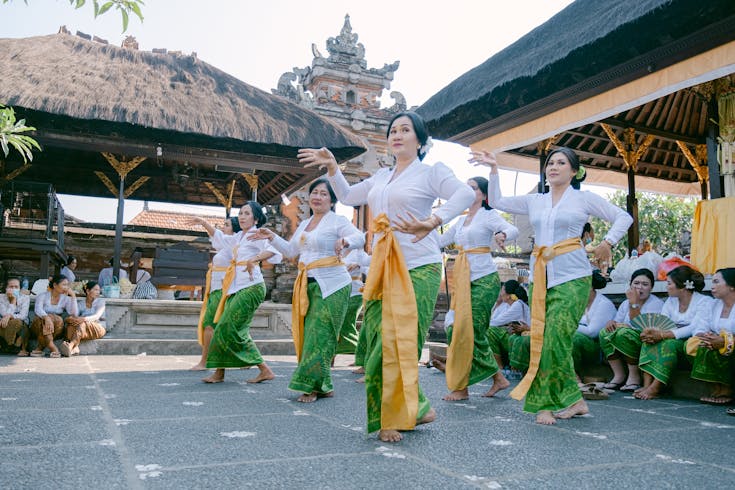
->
<box><xmin>1</xmin><ymin>354</ymin><xmax>734</xmax><ymax>489</ymax></box>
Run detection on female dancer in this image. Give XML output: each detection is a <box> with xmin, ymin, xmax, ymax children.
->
<box><xmin>201</xmin><ymin>202</ymin><xmax>281</xmax><ymax>384</ymax></box>
<box><xmin>299</xmin><ymin>111</ymin><xmax>474</xmax><ymax>442</ymax></box>
<box><xmin>437</xmin><ymin>176</ymin><xmax>518</xmax><ymax>400</ymax></box>
<box><xmin>250</xmin><ymin>180</ymin><xmax>364</xmax><ymax>402</ymax></box>
<box><xmin>690</xmin><ymin>268</ymin><xmax>735</xmax><ymax>406</ymax></box>
<box><xmin>635</xmin><ymin>265</ymin><xmax>713</xmax><ymax>400</ymax></box>
<box><xmin>473</xmin><ymin>147</ymin><xmax>632</xmax><ymax>425</ymax></box>
<box><xmin>599</xmin><ymin>268</ymin><xmax>664</xmax><ymax>391</ymax></box>
<box><xmin>189</xmin><ymin>216</ymin><xmax>241</xmax><ymax>371</ymax></box>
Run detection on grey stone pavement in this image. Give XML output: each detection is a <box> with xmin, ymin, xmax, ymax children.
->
<box><xmin>1</xmin><ymin>353</ymin><xmax>734</xmax><ymax>490</ymax></box>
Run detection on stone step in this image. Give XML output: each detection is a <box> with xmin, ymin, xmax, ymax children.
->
<box><xmin>78</xmin><ymin>338</ymin><xmax>296</xmax><ymax>356</ymax></box>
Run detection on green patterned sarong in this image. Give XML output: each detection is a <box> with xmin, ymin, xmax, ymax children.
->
<box><xmin>462</xmin><ymin>272</ymin><xmax>502</xmax><ymax>386</ymax></box>
<box><xmin>206</xmin><ymin>284</ymin><xmax>265</xmax><ymax>369</ymax></box>
<box><xmin>288</xmin><ymin>282</ymin><xmax>350</xmax><ymax>394</ymax></box>
<box><xmin>364</xmin><ymin>263</ymin><xmax>440</xmax><ymax>434</ymax></box>
<box><xmin>523</xmin><ymin>276</ymin><xmax>590</xmax><ymax>414</ymax></box>
<box><xmin>690</xmin><ymin>347</ymin><xmax>734</xmax><ymax>385</ymax></box>
<box><xmin>336</xmin><ymin>294</ymin><xmax>362</xmax><ymax>355</ymax></box>
<box><xmin>598</xmin><ymin>326</ymin><xmax>642</xmax><ymax>360</ymax></box>
<box><xmin>446</xmin><ymin>325</ymin><xmax>453</xmax><ymax>346</ymax></box>
<box><xmin>487</xmin><ymin>327</ymin><xmax>511</xmax><ymax>363</ymax></box>
<box><xmin>201</xmin><ymin>289</ymin><xmax>222</xmax><ymax>329</ymax></box>
<box><xmin>354</xmin><ymin>317</ymin><xmax>368</xmax><ymax>367</ymax></box>
<box><xmin>639</xmin><ymin>338</ymin><xmax>686</xmax><ymax>384</ymax></box>
<box><xmin>509</xmin><ymin>334</ymin><xmax>530</xmax><ymax>371</ymax></box>
<box><xmin>572</xmin><ymin>333</ymin><xmax>600</xmax><ymax>372</ymax></box>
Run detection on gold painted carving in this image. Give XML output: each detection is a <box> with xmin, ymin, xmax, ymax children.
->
<box><xmin>125</xmin><ymin>176</ymin><xmax>150</xmax><ymax>198</ymax></box>
<box><xmin>600</xmin><ymin>124</ymin><xmax>654</xmax><ymax>172</ymax></box>
<box><xmin>101</xmin><ymin>152</ymin><xmax>147</xmax><ymax>179</ymax></box>
<box><xmin>95</xmin><ymin>171</ymin><xmax>119</xmax><ymax>196</ymax></box>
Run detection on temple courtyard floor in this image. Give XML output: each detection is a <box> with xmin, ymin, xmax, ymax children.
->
<box><xmin>1</xmin><ymin>353</ymin><xmax>733</xmax><ymax>489</ymax></box>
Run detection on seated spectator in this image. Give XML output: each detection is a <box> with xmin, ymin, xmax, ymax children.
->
<box><xmin>635</xmin><ymin>265</ymin><xmax>713</xmax><ymax>400</ymax></box>
<box><xmin>60</xmin><ymin>255</ymin><xmax>77</xmax><ymax>282</ymax></box>
<box><xmin>98</xmin><ymin>258</ymin><xmax>129</xmax><ymax>287</ymax></box>
<box><xmin>61</xmin><ymin>281</ymin><xmax>106</xmax><ymax>357</ymax></box>
<box><xmin>487</xmin><ymin>280</ymin><xmax>530</xmax><ymax>368</ymax></box>
<box><xmin>132</xmin><ymin>269</ymin><xmax>157</xmax><ymax>299</ymax></box>
<box><xmin>0</xmin><ymin>277</ymin><xmax>30</xmax><ymax>355</ymax></box>
<box><xmin>599</xmin><ymin>268</ymin><xmax>664</xmax><ymax>392</ymax></box>
<box><xmin>30</xmin><ymin>274</ymin><xmax>78</xmax><ymax>358</ymax></box>
<box><xmin>688</xmin><ymin>268</ymin><xmax>735</xmax><ymax>406</ymax></box>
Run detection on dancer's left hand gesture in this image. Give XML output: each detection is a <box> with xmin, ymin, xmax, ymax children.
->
<box><xmin>298</xmin><ymin>147</ymin><xmax>338</xmax><ymax>175</ymax></box>
<box><xmin>592</xmin><ymin>240</ymin><xmax>613</xmax><ymax>275</ymax></box>
<box><xmin>469</xmin><ymin>150</ymin><xmax>498</xmax><ymax>174</ymax></box>
<box><xmin>393</xmin><ymin>212</ymin><xmax>439</xmax><ymax>243</ymax></box>
<box><xmin>334</xmin><ymin>238</ymin><xmax>350</xmax><ymax>257</ymax></box>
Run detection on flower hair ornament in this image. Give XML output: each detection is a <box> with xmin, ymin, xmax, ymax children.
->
<box><xmin>575</xmin><ymin>166</ymin><xmax>586</xmax><ymax>180</ymax></box>
<box><xmin>419</xmin><ymin>137</ymin><xmax>434</xmax><ymax>157</ymax></box>
<box><xmin>684</xmin><ymin>279</ymin><xmax>695</xmax><ymax>290</ymax></box>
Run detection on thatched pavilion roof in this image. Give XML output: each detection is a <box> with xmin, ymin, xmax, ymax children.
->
<box><xmin>417</xmin><ymin>0</ymin><xmax>735</xmax><ymax>185</ymax></box>
<box><xmin>0</xmin><ymin>32</ymin><xmax>367</xmax><ymax>205</ymax></box>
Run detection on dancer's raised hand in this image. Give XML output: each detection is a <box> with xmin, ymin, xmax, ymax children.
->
<box><xmin>298</xmin><ymin>147</ymin><xmax>338</xmax><ymax>175</ymax></box>
<box><xmin>469</xmin><ymin>150</ymin><xmax>498</xmax><ymax>173</ymax></box>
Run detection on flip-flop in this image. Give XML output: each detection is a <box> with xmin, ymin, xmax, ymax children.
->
<box><xmin>602</xmin><ymin>382</ymin><xmax>623</xmax><ymax>390</ymax></box>
<box><xmin>29</xmin><ymin>350</ymin><xmax>44</xmax><ymax>357</ymax></box>
<box><xmin>620</xmin><ymin>384</ymin><xmax>641</xmax><ymax>392</ymax></box>
<box><xmin>581</xmin><ymin>386</ymin><xmax>609</xmax><ymax>400</ymax></box>
<box><xmin>49</xmin><ymin>351</ymin><xmax>61</xmax><ymax>358</ymax></box>
<box><xmin>726</xmin><ymin>408</ymin><xmax>735</xmax><ymax>416</ymax></box>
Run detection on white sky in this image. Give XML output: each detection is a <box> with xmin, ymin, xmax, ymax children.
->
<box><xmin>2</xmin><ymin>0</ymin><xmax>582</xmax><ymax>223</ymax></box>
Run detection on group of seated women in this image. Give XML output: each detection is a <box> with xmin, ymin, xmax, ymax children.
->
<box><xmin>445</xmin><ymin>265</ymin><xmax>735</xmax><ymax>410</ymax></box>
<box><xmin>0</xmin><ymin>274</ymin><xmax>107</xmax><ymax>358</ymax></box>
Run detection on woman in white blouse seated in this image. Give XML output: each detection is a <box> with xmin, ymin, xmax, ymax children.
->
<box><xmin>0</xmin><ymin>277</ymin><xmax>30</xmax><ymax>355</ymax></box>
<box><xmin>487</xmin><ymin>280</ymin><xmax>530</xmax><ymax>369</ymax></box>
<box><xmin>599</xmin><ymin>268</ymin><xmax>664</xmax><ymax>392</ymax></box>
<box><xmin>60</xmin><ymin>281</ymin><xmax>106</xmax><ymax>357</ymax></box>
<box><xmin>688</xmin><ymin>268</ymin><xmax>735</xmax><ymax>406</ymax></box>
<box><xmin>60</xmin><ymin>255</ymin><xmax>77</xmax><ymax>283</ymax></box>
<box><xmin>251</xmin><ymin>180</ymin><xmax>364</xmax><ymax>402</ymax></box>
<box><xmin>635</xmin><ymin>265</ymin><xmax>713</xmax><ymax>400</ymax></box>
<box><xmin>30</xmin><ymin>274</ymin><xmax>78</xmax><ymax>358</ymax></box>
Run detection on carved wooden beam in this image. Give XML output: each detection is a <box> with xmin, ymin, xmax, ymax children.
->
<box><xmin>2</xmin><ymin>163</ymin><xmax>31</xmax><ymax>182</ymax></box>
<box><xmin>599</xmin><ymin>124</ymin><xmax>654</xmax><ymax>172</ymax></box>
<box><xmin>535</xmin><ymin>135</ymin><xmax>558</xmax><ymax>154</ymax></box>
<box><xmin>94</xmin><ymin>171</ymin><xmax>118</xmax><ymax>197</ymax></box>
<box><xmin>100</xmin><ymin>152</ymin><xmax>147</xmax><ymax>179</ymax></box>
<box><xmin>203</xmin><ymin>182</ymin><xmax>229</xmax><ymax>208</ymax></box>
<box><xmin>675</xmin><ymin>141</ymin><xmax>709</xmax><ymax>183</ymax></box>
<box><xmin>124</xmin><ymin>176</ymin><xmax>151</xmax><ymax>198</ymax></box>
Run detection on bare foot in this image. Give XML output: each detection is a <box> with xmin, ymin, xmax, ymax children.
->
<box><xmin>202</xmin><ymin>369</ymin><xmax>225</xmax><ymax>383</ymax></box>
<box><xmin>536</xmin><ymin>410</ymin><xmax>556</xmax><ymax>425</ymax></box>
<box><xmin>190</xmin><ymin>362</ymin><xmax>207</xmax><ymax>371</ymax></box>
<box><xmin>379</xmin><ymin>429</ymin><xmax>403</xmax><ymax>442</ymax></box>
<box><xmin>417</xmin><ymin>408</ymin><xmax>436</xmax><ymax>426</ymax></box>
<box><xmin>555</xmin><ymin>399</ymin><xmax>589</xmax><ymax>419</ymax></box>
<box><xmin>355</xmin><ymin>376</ymin><xmax>365</xmax><ymax>384</ymax></box>
<box><xmin>352</xmin><ymin>367</ymin><xmax>365</xmax><ymax>374</ymax></box>
<box><xmin>483</xmin><ymin>374</ymin><xmax>511</xmax><ymax>397</ymax></box>
<box><xmin>297</xmin><ymin>392</ymin><xmax>318</xmax><ymax>403</ymax></box>
<box><xmin>16</xmin><ymin>350</ymin><xmax>29</xmax><ymax>357</ymax></box>
<box><xmin>247</xmin><ymin>367</ymin><xmax>275</xmax><ymax>384</ymax></box>
<box><xmin>432</xmin><ymin>359</ymin><xmax>446</xmax><ymax>372</ymax></box>
<box><xmin>634</xmin><ymin>387</ymin><xmax>660</xmax><ymax>400</ymax></box>
<box><xmin>443</xmin><ymin>388</ymin><xmax>469</xmax><ymax>401</ymax></box>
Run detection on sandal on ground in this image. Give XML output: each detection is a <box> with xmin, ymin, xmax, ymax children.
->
<box><xmin>29</xmin><ymin>350</ymin><xmax>44</xmax><ymax>357</ymax></box>
<box><xmin>16</xmin><ymin>350</ymin><xmax>29</xmax><ymax>357</ymax></box>
<box><xmin>620</xmin><ymin>384</ymin><xmax>641</xmax><ymax>392</ymax></box>
<box><xmin>59</xmin><ymin>342</ymin><xmax>72</xmax><ymax>357</ymax></box>
<box><xmin>726</xmin><ymin>408</ymin><xmax>735</xmax><ymax>416</ymax></box>
<box><xmin>49</xmin><ymin>351</ymin><xmax>61</xmax><ymax>358</ymax></box>
<box><xmin>602</xmin><ymin>382</ymin><xmax>623</xmax><ymax>390</ymax></box>
<box><xmin>581</xmin><ymin>386</ymin><xmax>609</xmax><ymax>400</ymax></box>
<box><xmin>700</xmin><ymin>396</ymin><xmax>733</xmax><ymax>405</ymax></box>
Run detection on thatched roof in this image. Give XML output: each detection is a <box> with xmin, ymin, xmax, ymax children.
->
<box><xmin>0</xmin><ymin>32</ymin><xmax>365</xmax><ymax>158</ymax></box>
<box><xmin>418</xmin><ymin>0</ymin><xmax>735</xmax><ymax>141</ymax></box>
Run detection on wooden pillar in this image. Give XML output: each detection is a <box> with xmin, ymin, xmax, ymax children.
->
<box><xmin>626</xmin><ymin>167</ymin><xmax>639</xmax><ymax>254</ymax></box>
<box><xmin>707</xmin><ymin>97</ymin><xmax>723</xmax><ymax>199</ymax></box>
<box><xmin>113</xmin><ymin>177</ymin><xmax>125</xmax><ymax>280</ymax></box>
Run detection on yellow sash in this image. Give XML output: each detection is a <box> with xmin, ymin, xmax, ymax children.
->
<box><xmin>510</xmin><ymin>237</ymin><xmax>582</xmax><ymax>401</ymax></box>
<box><xmin>196</xmin><ymin>264</ymin><xmax>228</xmax><ymax>345</ymax></box>
<box><xmin>292</xmin><ymin>255</ymin><xmax>343</xmax><ymax>361</ymax></box>
<box><xmin>363</xmin><ymin>213</ymin><xmax>418</xmax><ymax>430</ymax></box>
<box><xmin>445</xmin><ymin>246</ymin><xmax>491</xmax><ymax>391</ymax></box>
<box><xmin>213</xmin><ymin>247</ymin><xmax>250</xmax><ymax>324</ymax></box>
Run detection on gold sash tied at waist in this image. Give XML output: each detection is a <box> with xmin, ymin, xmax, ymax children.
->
<box><xmin>363</xmin><ymin>213</ymin><xmax>418</xmax><ymax>430</ymax></box>
<box><xmin>197</xmin><ymin>264</ymin><xmax>228</xmax><ymax>345</ymax></box>
<box><xmin>510</xmin><ymin>237</ymin><xmax>582</xmax><ymax>401</ymax></box>
<box><xmin>213</xmin><ymin>248</ymin><xmax>250</xmax><ymax>323</ymax></box>
<box><xmin>292</xmin><ymin>255</ymin><xmax>343</xmax><ymax>361</ymax></box>
<box><xmin>445</xmin><ymin>245</ymin><xmax>491</xmax><ymax>391</ymax></box>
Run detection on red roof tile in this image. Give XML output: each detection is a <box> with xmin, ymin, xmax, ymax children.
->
<box><xmin>129</xmin><ymin>210</ymin><xmax>225</xmax><ymax>231</ymax></box>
